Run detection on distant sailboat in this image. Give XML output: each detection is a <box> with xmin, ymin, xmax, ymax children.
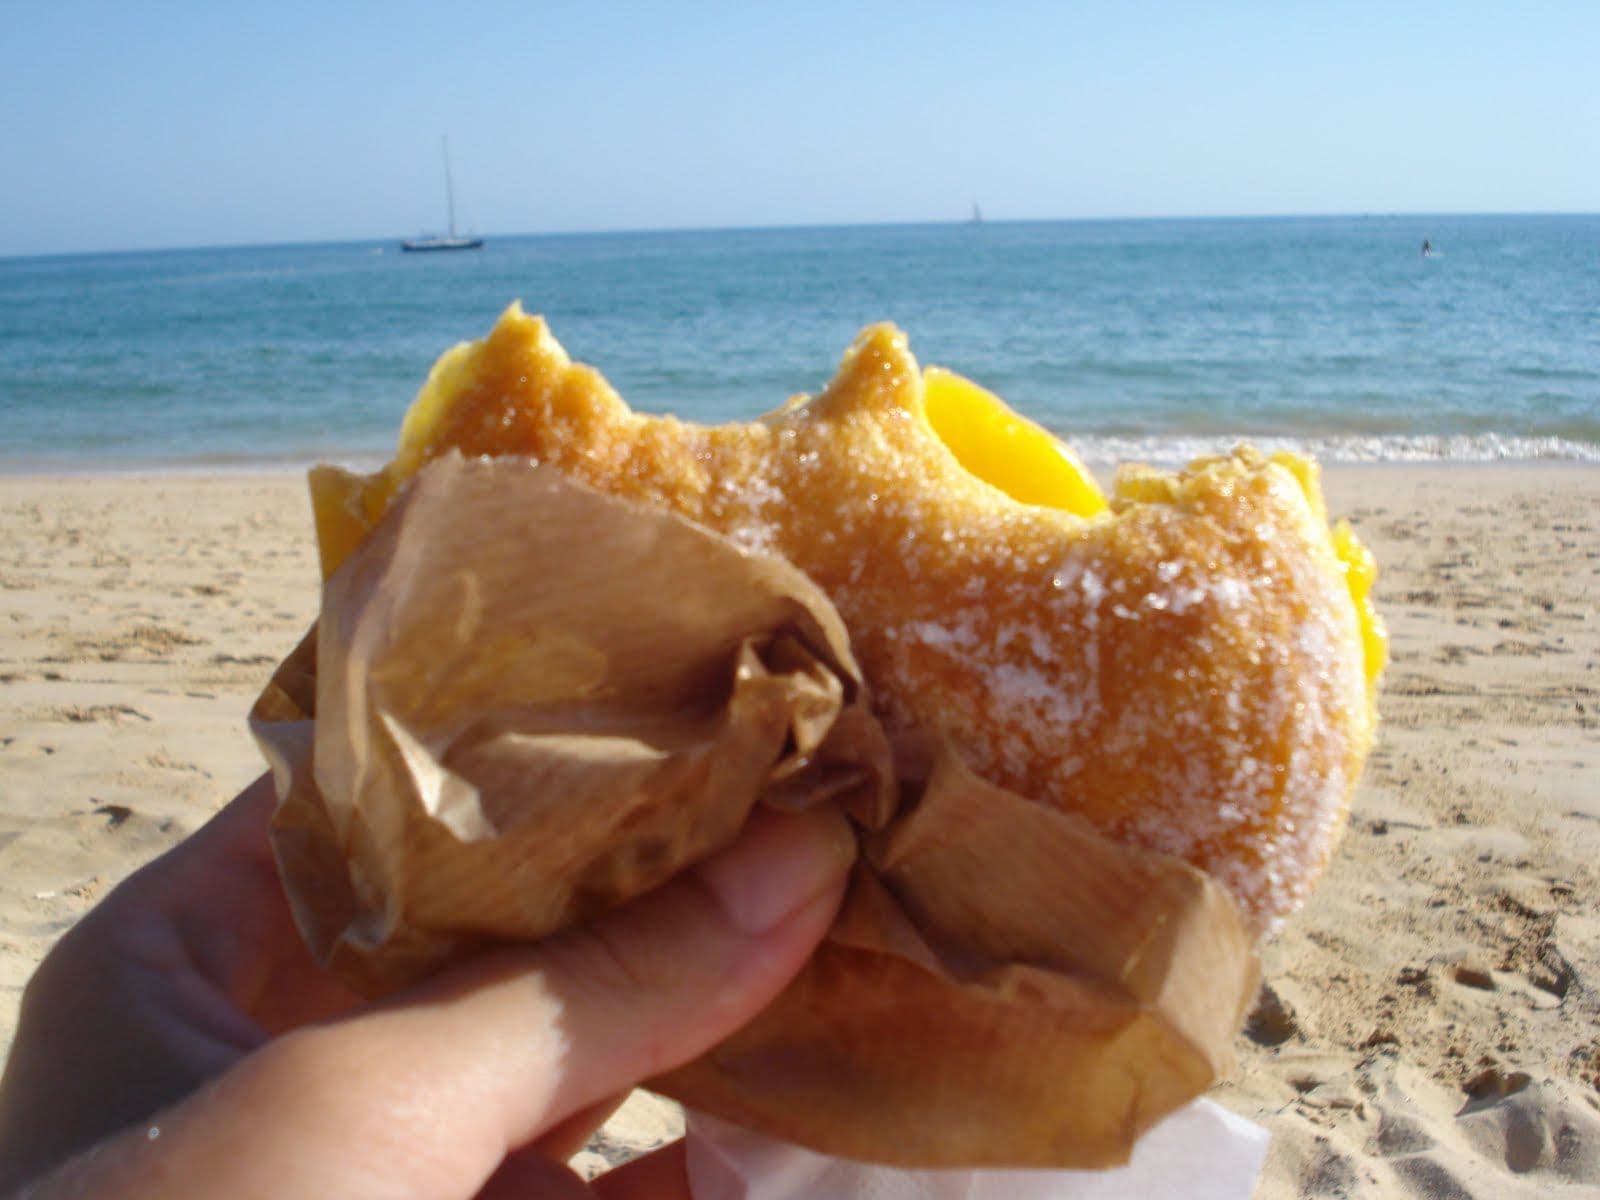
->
<box><xmin>402</xmin><ymin>137</ymin><xmax>483</xmax><ymax>253</ymax></box>
<box><xmin>969</xmin><ymin>201</ymin><xmax>983</xmax><ymax>225</ymax></box>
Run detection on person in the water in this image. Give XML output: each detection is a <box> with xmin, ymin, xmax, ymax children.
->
<box><xmin>1421</xmin><ymin>239</ymin><xmax>1433</xmax><ymax>257</ymax></box>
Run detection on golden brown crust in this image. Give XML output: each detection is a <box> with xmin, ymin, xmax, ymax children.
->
<box><xmin>324</xmin><ymin>308</ymin><xmax>1375</xmax><ymax>934</ymax></box>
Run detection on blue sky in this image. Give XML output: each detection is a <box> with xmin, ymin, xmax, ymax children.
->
<box><xmin>3</xmin><ymin>1</ymin><xmax>1595</xmax><ymax>255</ymax></box>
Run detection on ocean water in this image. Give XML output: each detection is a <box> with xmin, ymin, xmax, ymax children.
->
<box><xmin>1</xmin><ymin>214</ymin><xmax>1596</xmax><ymax>471</ymax></box>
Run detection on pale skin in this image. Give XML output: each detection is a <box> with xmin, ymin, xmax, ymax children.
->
<box><xmin>0</xmin><ymin>775</ymin><xmax>855</xmax><ymax>1198</ymax></box>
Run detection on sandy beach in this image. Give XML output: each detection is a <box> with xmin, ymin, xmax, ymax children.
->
<box><xmin>1</xmin><ymin>464</ymin><xmax>1596</xmax><ymax>1197</ymax></box>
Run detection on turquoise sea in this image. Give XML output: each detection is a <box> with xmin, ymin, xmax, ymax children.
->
<box><xmin>1</xmin><ymin>214</ymin><xmax>1596</xmax><ymax>471</ymax></box>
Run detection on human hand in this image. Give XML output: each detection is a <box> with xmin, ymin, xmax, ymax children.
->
<box><xmin>0</xmin><ymin>775</ymin><xmax>363</xmax><ymax>1190</ymax></box>
<box><xmin>0</xmin><ymin>775</ymin><xmax>854</xmax><ymax>1198</ymax></box>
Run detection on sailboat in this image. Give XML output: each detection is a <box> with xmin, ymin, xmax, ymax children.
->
<box><xmin>402</xmin><ymin>136</ymin><xmax>483</xmax><ymax>252</ymax></box>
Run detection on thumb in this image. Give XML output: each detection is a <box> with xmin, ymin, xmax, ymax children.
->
<box><xmin>38</xmin><ymin>805</ymin><xmax>855</xmax><ymax>1200</ymax></box>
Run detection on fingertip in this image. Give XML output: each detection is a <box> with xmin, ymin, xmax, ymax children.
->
<box><xmin>695</xmin><ymin>804</ymin><xmax>856</xmax><ymax>936</ymax></box>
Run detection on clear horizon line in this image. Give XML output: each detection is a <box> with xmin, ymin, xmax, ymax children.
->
<box><xmin>3</xmin><ymin>208</ymin><xmax>1596</xmax><ymax>263</ymax></box>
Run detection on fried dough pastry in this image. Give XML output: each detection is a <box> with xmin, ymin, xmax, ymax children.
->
<box><xmin>313</xmin><ymin>305</ymin><xmax>1385</xmax><ymax>934</ymax></box>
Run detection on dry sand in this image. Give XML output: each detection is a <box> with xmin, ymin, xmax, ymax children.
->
<box><xmin>1</xmin><ymin>464</ymin><xmax>1596</xmax><ymax>1198</ymax></box>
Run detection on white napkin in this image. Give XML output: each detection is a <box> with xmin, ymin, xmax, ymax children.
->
<box><xmin>684</xmin><ymin>1099</ymin><xmax>1269</xmax><ymax>1200</ymax></box>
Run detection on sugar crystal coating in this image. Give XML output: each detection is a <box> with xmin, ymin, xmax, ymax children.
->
<box><xmin>314</xmin><ymin>304</ymin><xmax>1382</xmax><ymax>936</ymax></box>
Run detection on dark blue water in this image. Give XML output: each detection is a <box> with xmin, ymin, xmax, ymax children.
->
<box><xmin>1</xmin><ymin>215</ymin><xmax>1596</xmax><ymax>470</ymax></box>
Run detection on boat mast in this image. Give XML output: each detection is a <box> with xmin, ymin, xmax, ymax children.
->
<box><xmin>442</xmin><ymin>135</ymin><xmax>457</xmax><ymax>238</ymax></box>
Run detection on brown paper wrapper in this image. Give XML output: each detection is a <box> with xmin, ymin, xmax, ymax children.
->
<box><xmin>251</xmin><ymin>452</ymin><xmax>1259</xmax><ymax>1169</ymax></box>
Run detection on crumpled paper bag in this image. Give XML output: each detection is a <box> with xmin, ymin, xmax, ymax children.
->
<box><xmin>251</xmin><ymin>452</ymin><xmax>1260</xmax><ymax>1169</ymax></box>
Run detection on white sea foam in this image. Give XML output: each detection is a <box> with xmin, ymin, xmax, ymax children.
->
<box><xmin>1069</xmin><ymin>432</ymin><xmax>1600</xmax><ymax>466</ymax></box>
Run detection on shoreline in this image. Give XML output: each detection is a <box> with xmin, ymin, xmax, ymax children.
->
<box><xmin>0</xmin><ymin>456</ymin><xmax>1596</xmax><ymax>485</ymax></box>
<box><xmin>0</xmin><ymin>456</ymin><xmax>387</xmax><ymax>482</ymax></box>
<box><xmin>2</xmin><ymin>463</ymin><xmax>1597</xmax><ymax>1198</ymax></box>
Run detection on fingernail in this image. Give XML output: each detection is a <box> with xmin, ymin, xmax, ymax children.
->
<box><xmin>697</xmin><ymin>807</ymin><xmax>856</xmax><ymax>935</ymax></box>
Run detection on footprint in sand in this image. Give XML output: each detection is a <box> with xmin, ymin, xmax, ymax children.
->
<box><xmin>54</xmin><ymin>704</ymin><xmax>152</xmax><ymax>724</ymax></box>
<box><xmin>1246</xmin><ymin>982</ymin><xmax>1303</xmax><ymax>1047</ymax></box>
<box><xmin>1390</xmin><ymin>674</ymin><xmax>1482</xmax><ymax>697</ymax></box>
<box><xmin>92</xmin><ymin>803</ymin><xmax>135</xmax><ymax>829</ymax></box>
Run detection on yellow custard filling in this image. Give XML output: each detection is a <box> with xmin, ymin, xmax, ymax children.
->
<box><xmin>1266</xmin><ymin>451</ymin><xmax>1388</xmax><ymax>695</ymax></box>
<box><xmin>921</xmin><ymin>368</ymin><xmax>1107</xmax><ymax>517</ymax></box>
